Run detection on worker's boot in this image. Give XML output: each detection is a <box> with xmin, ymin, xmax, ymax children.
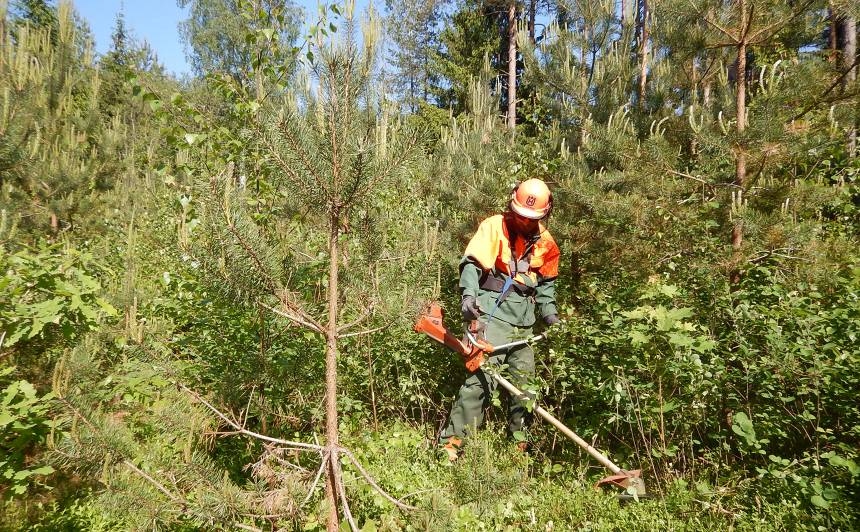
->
<box><xmin>442</xmin><ymin>436</ymin><xmax>463</xmax><ymax>462</ymax></box>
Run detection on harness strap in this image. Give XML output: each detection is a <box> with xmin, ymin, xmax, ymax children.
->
<box><xmin>480</xmin><ymin>271</ymin><xmax>536</xmax><ymax>297</ymax></box>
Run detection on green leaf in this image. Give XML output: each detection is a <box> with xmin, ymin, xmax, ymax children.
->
<box><xmin>658</xmin><ymin>284</ymin><xmax>681</xmax><ymax>298</ymax></box>
<box><xmin>95</xmin><ymin>298</ymin><xmax>118</xmax><ymax>317</ymax></box>
<box><xmin>659</xmin><ymin>400</ymin><xmax>679</xmax><ymax>413</ymax></box>
<box><xmin>668</xmin><ymin>332</ymin><xmax>693</xmax><ymax>347</ymax></box>
<box><xmin>628</xmin><ymin>330</ymin><xmax>651</xmax><ymax>345</ymax></box>
<box><xmin>512</xmin><ymin>431</ymin><xmax>526</xmax><ymax>442</ymax></box>
<box><xmin>184</xmin><ymin>133</ymin><xmax>203</xmax><ymax>145</ymax></box>
<box><xmin>810</xmin><ymin>495</ymin><xmax>830</xmax><ymax>508</ymax></box>
<box><xmin>13</xmin><ymin>470</ymin><xmax>32</xmax><ymax>480</ymax></box>
<box><xmin>30</xmin><ymin>465</ymin><xmax>54</xmax><ymax>476</ymax></box>
<box><xmin>31</xmin><ymin>298</ymin><xmax>63</xmax><ymax>318</ymax></box>
<box><xmin>731</xmin><ymin>412</ymin><xmax>757</xmax><ymax>445</ymax></box>
<box><xmin>826</xmin><ymin>454</ymin><xmax>859</xmax><ymax>476</ymax></box>
<box><xmin>27</xmin><ymin>319</ymin><xmax>45</xmax><ymax>339</ymax></box>
<box><xmin>621</xmin><ymin>308</ymin><xmax>647</xmax><ymax>320</ymax></box>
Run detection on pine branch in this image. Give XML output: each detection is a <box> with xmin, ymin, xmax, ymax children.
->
<box><xmin>258</xmin><ymin>115</ymin><xmax>331</xmax><ymax>201</ymax></box>
<box><xmin>364</xmin><ymin>134</ymin><xmax>422</xmax><ymax>198</ymax></box>
<box><xmin>701</xmin><ymin>14</ymin><xmax>739</xmax><ymax>44</ymax></box>
<box><xmin>224</xmin><ymin>218</ymin><xmax>281</xmax><ymax>297</ymax></box>
<box><xmin>791</xmin><ymin>55</ymin><xmax>860</xmax><ymax>122</ymax></box>
<box><xmin>178</xmin><ymin>382</ymin><xmax>325</xmax><ymax>452</ymax></box>
<box><xmin>748</xmin><ymin>0</ymin><xmax>817</xmax><ymax>45</ymax></box>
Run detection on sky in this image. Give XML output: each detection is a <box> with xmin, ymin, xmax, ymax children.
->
<box><xmin>72</xmin><ymin>0</ymin><xmax>356</xmax><ymax>78</ymax></box>
<box><xmin>73</xmin><ymin>0</ymin><xmax>192</xmax><ymax>77</ymax></box>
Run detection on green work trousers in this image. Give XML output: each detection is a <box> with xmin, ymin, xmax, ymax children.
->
<box><xmin>441</xmin><ymin>318</ymin><xmax>535</xmax><ymax>442</ymax></box>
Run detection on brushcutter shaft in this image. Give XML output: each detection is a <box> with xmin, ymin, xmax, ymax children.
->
<box><xmin>487</xmin><ymin>333</ymin><xmax>548</xmax><ymax>353</ymax></box>
<box><xmin>491</xmin><ymin>373</ymin><xmax>623</xmax><ymax>475</ymax></box>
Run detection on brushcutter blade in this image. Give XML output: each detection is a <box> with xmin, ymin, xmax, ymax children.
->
<box><xmin>595</xmin><ymin>469</ymin><xmax>647</xmax><ymax>498</ymax></box>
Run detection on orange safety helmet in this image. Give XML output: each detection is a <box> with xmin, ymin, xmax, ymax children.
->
<box><xmin>510</xmin><ymin>178</ymin><xmax>553</xmax><ymax>220</ymax></box>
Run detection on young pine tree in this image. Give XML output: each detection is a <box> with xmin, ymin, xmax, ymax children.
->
<box><xmin>187</xmin><ymin>9</ymin><xmax>426</xmax><ymax>530</ymax></box>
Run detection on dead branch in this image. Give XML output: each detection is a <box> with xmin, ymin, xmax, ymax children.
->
<box><xmin>338</xmin><ymin>324</ymin><xmax>388</xmax><ymax>339</ymax></box>
<box><xmin>336</xmin><ymin>303</ymin><xmax>377</xmax><ymax>334</ymax></box>
<box><xmin>302</xmin><ymin>451</ymin><xmax>329</xmax><ymax>507</ymax></box>
<box><xmin>665</xmin><ymin>168</ymin><xmax>716</xmax><ymax>190</ymax></box>
<box><xmin>123</xmin><ymin>460</ymin><xmax>184</xmax><ymax>505</ymax></box>
<box><xmin>337</xmin><ymin>480</ymin><xmax>359</xmax><ymax>531</ymax></box>
<box><xmin>178</xmin><ymin>382</ymin><xmax>324</xmax><ymax>452</ymax></box>
<box><xmin>748</xmin><ymin>248</ymin><xmax>810</xmax><ymax>264</ymax></box>
<box><xmin>242</xmin><ymin>386</ymin><xmax>256</xmax><ymax>429</ymax></box>
<box><xmin>260</xmin><ymin>302</ymin><xmax>325</xmax><ymax>334</ymax></box>
<box><xmin>339</xmin><ymin>447</ymin><xmax>418</xmax><ymax>511</ymax></box>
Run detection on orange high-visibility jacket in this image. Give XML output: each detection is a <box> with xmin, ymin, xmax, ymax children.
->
<box><xmin>460</xmin><ymin>214</ymin><xmax>560</xmax><ymax>326</ymax></box>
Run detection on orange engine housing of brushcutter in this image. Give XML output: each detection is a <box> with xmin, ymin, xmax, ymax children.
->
<box><xmin>413</xmin><ymin>302</ymin><xmax>491</xmax><ymax>372</ymax></box>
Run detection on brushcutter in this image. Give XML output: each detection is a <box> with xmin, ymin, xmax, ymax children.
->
<box><xmin>414</xmin><ymin>302</ymin><xmax>647</xmax><ymax>498</ymax></box>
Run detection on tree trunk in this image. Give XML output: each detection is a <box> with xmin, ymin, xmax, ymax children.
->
<box><xmin>324</xmin><ymin>213</ymin><xmax>342</xmax><ymax>531</ymax></box>
<box><xmin>731</xmin><ymin>4</ymin><xmax>748</xmax><ymax>286</ymax></box>
<box><xmin>528</xmin><ymin>0</ymin><xmax>536</xmax><ymax>43</ymax></box>
<box><xmin>843</xmin><ymin>15</ymin><xmax>857</xmax><ymax>157</ymax></box>
<box><xmin>507</xmin><ymin>1</ymin><xmax>517</xmax><ymax>131</ymax></box>
<box><xmin>691</xmin><ymin>57</ymin><xmax>699</xmax><ymax>156</ymax></box>
<box><xmin>637</xmin><ymin>0</ymin><xmax>649</xmax><ymax>108</ymax></box>
<box><xmin>829</xmin><ymin>4</ymin><xmax>839</xmax><ymax>63</ymax></box>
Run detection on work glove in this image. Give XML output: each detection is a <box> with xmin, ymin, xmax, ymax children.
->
<box><xmin>543</xmin><ymin>314</ymin><xmax>561</xmax><ymax>326</ymax></box>
<box><xmin>461</xmin><ymin>295</ymin><xmax>482</xmax><ymax>321</ymax></box>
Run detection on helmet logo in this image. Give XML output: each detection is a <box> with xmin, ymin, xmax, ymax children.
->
<box><xmin>525</xmin><ymin>195</ymin><xmax>536</xmax><ymax>207</ymax></box>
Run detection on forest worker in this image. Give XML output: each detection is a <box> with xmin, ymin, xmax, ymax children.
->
<box><xmin>440</xmin><ymin>178</ymin><xmax>561</xmax><ymax>461</ymax></box>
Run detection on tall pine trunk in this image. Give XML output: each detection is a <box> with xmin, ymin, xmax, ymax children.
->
<box><xmin>637</xmin><ymin>0</ymin><xmax>649</xmax><ymax>108</ymax></box>
<box><xmin>829</xmin><ymin>4</ymin><xmax>839</xmax><ymax>63</ymax></box>
<box><xmin>843</xmin><ymin>15</ymin><xmax>857</xmax><ymax>157</ymax></box>
<box><xmin>528</xmin><ymin>0</ymin><xmax>536</xmax><ymax>43</ymax></box>
<box><xmin>324</xmin><ymin>212</ymin><xmax>342</xmax><ymax>531</ymax></box>
<box><xmin>508</xmin><ymin>2</ymin><xmax>517</xmax><ymax>131</ymax></box>
<box><xmin>731</xmin><ymin>0</ymin><xmax>749</xmax><ymax>286</ymax></box>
